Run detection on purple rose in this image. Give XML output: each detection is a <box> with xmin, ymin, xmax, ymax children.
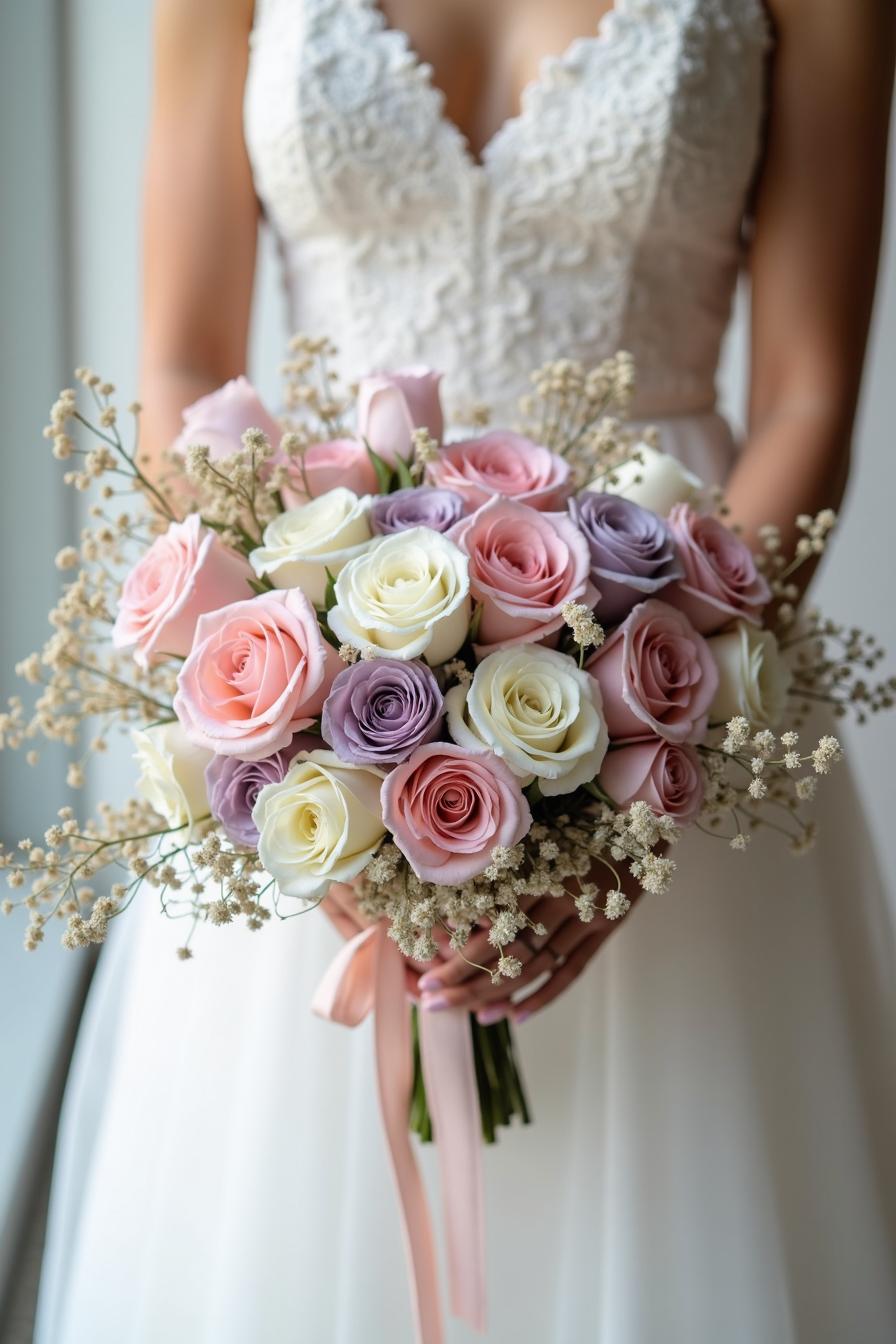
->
<box><xmin>370</xmin><ymin>487</ymin><xmax>466</xmax><ymax>536</ymax></box>
<box><xmin>321</xmin><ymin>658</ymin><xmax>445</xmax><ymax>765</ymax></box>
<box><xmin>205</xmin><ymin>736</ymin><xmax>309</xmax><ymax>847</ymax></box>
<box><xmin>569</xmin><ymin>491</ymin><xmax>684</xmax><ymax>625</ymax></box>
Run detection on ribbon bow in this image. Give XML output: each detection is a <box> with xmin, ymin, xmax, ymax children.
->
<box><xmin>312</xmin><ymin>917</ymin><xmax>486</xmax><ymax>1344</ymax></box>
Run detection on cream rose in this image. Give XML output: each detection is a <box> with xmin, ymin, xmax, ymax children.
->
<box><xmin>590</xmin><ymin>442</ymin><xmax>703</xmax><ymax>517</ymax></box>
<box><xmin>252</xmin><ymin>750</ymin><xmax>386</xmax><ymax>899</ymax></box>
<box><xmin>249</xmin><ymin>488</ymin><xmax>373</xmax><ymax>607</ymax></box>
<box><xmin>132</xmin><ymin>722</ymin><xmax>212</xmax><ymax>839</ymax></box>
<box><xmin>707</xmin><ymin>621</ymin><xmax>792</xmax><ymax>729</ymax></box>
<box><xmin>445</xmin><ymin>646</ymin><xmax>609</xmax><ymax>796</ymax></box>
<box><xmin>328</xmin><ymin>526</ymin><xmax>471</xmax><ymax>664</ymax></box>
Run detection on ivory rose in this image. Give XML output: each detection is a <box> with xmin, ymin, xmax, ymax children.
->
<box><xmin>253</xmin><ymin>751</ymin><xmax>386</xmax><ymax>899</ymax></box>
<box><xmin>587</xmin><ymin>599</ymin><xmax>718</xmax><ymax>744</ymax></box>
<box><xmin>428</xmin><ymin>431</ymin><xmax>570</xmax><ymax>511</ymax></box>
<box><xmin>707</xmin><ymin>621</ymin><xmax>792</xmax><ymax>729</ymax></box>
<box><xmin>327</xmin><ymin>527</ymin><xmax>471</xmax><ymax>664</ymax></box>
<box><xmin>113</xmin><ymin>515</ymin><xmax>253</xmax><ymax>668</ymax></box>
<box><xmin>662</xmin><ymin>504</ymin><xmax>771</xmax><ymax>634</ymax></box>
<box><xmin>132</xmin><ymin>721</ymin><xmax>212</xmax><ymax>840</ymax></box>
<box><xmin>249</xmin><ymin>488</ymin><xmax>373</xmax><ymax>606</ymax></box>
<box><xmin>280</xmin><ymin>439</ymin><xmax>379</xmax><ymax>506</ymax></box>
<box><xmin>381</xmin><ymin>743</ymin><xmax>532</xmax><ymax>885</ymax></box>
<box><xmin>357</xmin><ymin>367</ymin><xmax>444</xmax><ymax>465</ymax></box>
<box><xmin>599</xmin><ymin>739</ymin><xmax>705</xmax><ymax>825</ymax></box>
<box><xmin>445</xmin><ymin>645</ymin><xmax>609</xmax><ymax>795</ymax></box>
<box><xmin>448</xmin><ymin>496</ymin><xmax>597</xmax><ymax>655</ymax></box>
<box><xmin>172</xmin><ymin>376</ymin><xmax>281</xmax><ymax>461</ymax></box>
<box><xmin>590</xmin><ymin>442</ymin><xmax>703</xmax><ymax>517</ymax></box>
<box><xmin>174</xmin><ymin>590</ymin><xmax>340</xmax><ymax>759</ymax></box>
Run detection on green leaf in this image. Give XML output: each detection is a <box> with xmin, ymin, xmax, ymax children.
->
<box><xmin>247</xmin><ymin>577</ymin><xmax>273</xmax><ymax>596</ymax></box>
<box><xmin>524</xmin><ymin>779</ymin><xmax>543</xmax><ymax>806</ymax></box>
<box><xmin>323</xmin><ymin>567</ymin><xmax>338</xmax><ymax>614</ymax></box>
<box><xmin>468</xmin><ymin>602</ymin><xmax>483</xmax><ymax>643</ymax></box>
<box><xmin>393</xmin><ymin>453</ymin><xmax>414</xmax><ymax>490</ymax></box>
<box><xmin>364</xmin><ymin>439</ymin><xmax>394</xmax><ymax>494</ymax></box>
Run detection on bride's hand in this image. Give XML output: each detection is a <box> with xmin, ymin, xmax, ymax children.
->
<box><xmin>321</xmin><ymin>883</ymin><xmax>448</xmax><ymax>999</ymax></box>
<box><xmin>416</xmin><ymin>879</ymin><xmax>640</xmax><ymax>1024</ymax></box>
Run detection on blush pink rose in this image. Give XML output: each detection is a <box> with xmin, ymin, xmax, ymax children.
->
<box><xmin>280</xmin><ymin>438</ymin><xmax>379</xmax><ymax>507</ymax></box>
<box><xmin>448</xmin><ymin>496</ymin><xmax>597</xmax><ymax>654</ymax></box>
<box><xmin>357</xmin><ymin>366</ymin><xmax>444</xmax><ymax>465</ymax></box>
<box><xmin>662</xmin><ymin>504</ymin><xmax>771</xmax><ymax>634</ymax></box>
<box><xmin>599</xmin><ymin>738</ymin><xmax>705</xmax><ymax>825</ymax></box>
<box><xmin>381</xmin><ymin>743</ymin><xmax>532</xmax><ymax>885</ymax></box>
<box><xmin>171</xmin><ymin>376</ymin><xmax>281</xmax><ymax>461</ymax></box>
<box><xmin>113</xmin><ymin>515</ymin><xmax>253</xmax><ymax>668</ymax></box>
<box><xmin>586</xmin><ymin>599</ymin><xmax>719</xmax><ymax>745</ymax></box>
<box><xmin>428</xmin><ymin>431</ymin><xmax>570</xmax><ymax>511</ymax></box>
<box><xmin>174</xmin><ymin>590</ymin><xmax>340</xmax><ymax>760</ymax></box>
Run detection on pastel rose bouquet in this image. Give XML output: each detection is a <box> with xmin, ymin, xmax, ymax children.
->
<box><xmin>3</xmin><ymin>338</ymin><xmax>893</xmax><ymax>1157</ymax></box>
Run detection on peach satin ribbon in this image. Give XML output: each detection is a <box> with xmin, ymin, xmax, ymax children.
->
<box><xmin>312</xmin><ymin>920</ymin><xmax>487</xmax><ymax>1344</ymax></box>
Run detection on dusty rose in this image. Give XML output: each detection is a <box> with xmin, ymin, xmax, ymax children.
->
<box><xmin>587</xmin><ymin>599</ymin><xmax>719</xmax><ymax>745</ymax></box>
<box><xmin>357</xmin><ymin>367</ymin><xmax>444</xmax><ymax>465</ymax></box>
<box><xmin>280</xmin><ymin>438</ymin><xmax>379</xmax><ymax>507</ymax></box>
<box><xmin>448</xmin><ymin>496</ymin><xmax>597</xmax><ymax>654</ymax></box>
<box><xmin>568</xmin><ymin>492</ymin><xmax>683</xmax><ymax>625</ymax></box>
<box><xmin>429</xmin><ymin>431</ymin><xmax>570</xmax><ymax>511</ymax></box>
<box><xmin>381</xmin><ymin>743</ymin><xmax>532</xmax><ymax>885</ymax></box>
<box><xmin>113</xmin><ymin>515</ymin><xmax>253</xmax><ymax>668</ymax></box>
<box><xmin>174</xmin><ymin>590</ymin><xmax>340</xmax><ymax>760</ymax></box>
<box><xmin>599</xmin><ymin>738</ymin><xmax>705</xmax><ymax>824</ymax></box>
<box><xmin>171</xmin><ymin>376</ymin><xmax>281</xmax><ymax>461</ymax></box>
<box><xmin>662</xmin><ymin>504</ymin><xmax>771</xmax><ymax>634</ymax></box>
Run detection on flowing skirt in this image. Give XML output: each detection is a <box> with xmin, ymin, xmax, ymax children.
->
<box><xmin>35</xmin><ymin>413</ymin><xmax>896</xmax><ymax>1343</ymax></box>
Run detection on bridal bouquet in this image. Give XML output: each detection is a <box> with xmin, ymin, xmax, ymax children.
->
<box><xmin>2</xmin><ymin>341</ymin><xmax>892</xmax><ymax>1138</ymax></box>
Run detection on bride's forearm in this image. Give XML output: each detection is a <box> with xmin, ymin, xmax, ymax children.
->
<box><xmin>723</xmin><ymin>402</ymin><xmax>852</xmax><ymax>595</ymax></box>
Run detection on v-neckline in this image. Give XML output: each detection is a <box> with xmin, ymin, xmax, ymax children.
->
<box><xmin>363</xmin><ymin>0</ymin><xmax>624</xmax><ymax>173</ymax></box>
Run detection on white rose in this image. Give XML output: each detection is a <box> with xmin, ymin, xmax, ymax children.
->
<box><xmin>707</xmin><ymin>621</ymin><xmax>792</xmax><ymax>729</ymax></box>
<box><xmin>445</xmin><ymin>646</ymin><xmax>609</xmax><ymax>796</ymax></box>
<box><xmin>249</xmin><ymin>488</ymin><xmax>372</xmax><ymax>606</ymax></box>
<box><xmin>132</xmin><ymin>721</ymin><xmax>212</xmax><ymax>838</ymax></box>
<box><xmin>589</xmin><ymin>442</ymin><xmax>703</xmax><ymax>517</ymax></box>
<box><xmin>328</xmin><ymin>526</ymin><xmax>471</xmax><ymax>664</ymax></box>
<box><xmin>253</xmin><ymin>750</ymin><xmax>386</xmax><ymax>898</ymax></box>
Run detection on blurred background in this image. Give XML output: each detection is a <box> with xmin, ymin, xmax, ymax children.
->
<box><xmin>1</xmin><ymin>2</ymin><xmax>894</xmax><ymax>1337</ymax></box>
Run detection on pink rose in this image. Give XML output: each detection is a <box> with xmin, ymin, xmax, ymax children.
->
<box><xmin>587</xmin><ymin>599</ymin><xmax>719</xmax><ymax>744</ymax></box>
<box><xmin>280</xmin><ymin>438</ymin><xmax>379</xmax><ymax>507</ymax></box>
<box><xmin>428</xmin><ymin>431</ymin><xmax>570</xmax><ymax>511</ymax></box>
<box><xmin>448</xmin><ymin>497</ymin><xmax>597</xmax><ymax>654</ymax></box>
<box><xmin>599</xmin><ymin>738</ymin><xmax>705</xmax><ymax>825</ymax></box>
<box><xmin>174</xmin><ymin>590</ymin><xmax>340</xmax><ymax>760</ymax></box>
<box><xmin>113</xmin><ymin>515</ymin><xmax>253</xmax><ymax>668</ymax></box>
<box><xmin>357</xmin><ymin>367</ymin><xmax>444</xmax><ymax>465</ymax></box>
<box><xmin>381</xmin><ymin>743</ymin><xmax>532</xmax><ymax>885</ymax></box>
<box><xmin>171</xmin><ymin>376</ymin><xmax>281</xmax><ymax>461</ymax></box>
<box><xmin>662</xmin><ymin>504</ymin><xmax>771</xmax><ymax>635</ymax></box>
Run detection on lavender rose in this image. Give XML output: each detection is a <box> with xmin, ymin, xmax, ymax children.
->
<box><xmin>321</xmin><ymin>658</ymin><xmax>445</xmax><ymax>766</ymax></box>
<box><xmin>370</xmin><ymin>487</ymin><xmax>466</xmax><ymax>536</ymax></box>
<box><xmin>569</xmin><ymin>492</ymin><xmax>684</xmax><ymax>625</ymax></box>
<box><xmin>205</xmin><ymin>736</ymin><xmax>310</xmax><ymax>848</ymax></box>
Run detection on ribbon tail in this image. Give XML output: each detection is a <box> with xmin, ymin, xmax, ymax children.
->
<box><xmin>374</xmin><ymin>930</ymin><xmax>445</xmax><ymax>1344</ymax></box>
<box><xmin>419</xmin><ymin>1008</ymin><xmax>487</xmax><ymax>1334</ymax></box>
<box><xmin>311</xmin><ymin>923</ymin><xmax>380</xmax><ymax>1026</ymax></box>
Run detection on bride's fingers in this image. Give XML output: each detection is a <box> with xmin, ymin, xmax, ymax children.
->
<box><xmin>417</xmin><ymin>895</ymin><xmax>561</xmax><ymax>994</ymax></box>
<box><xmin>510</xmin><ymin>931</ymin><xmax>606</xmax><ymax>1023</ymax></box>
<box><xmin>419</xmin><ymin>936</ymin><xmax>564</xmax><ymax>1014</ymax></box>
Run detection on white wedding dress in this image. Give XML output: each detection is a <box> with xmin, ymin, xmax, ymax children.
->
<box><xmin>36</xmin><ymin>2</ymin><xmax>896</xmax><ymax>1341</ymax></box>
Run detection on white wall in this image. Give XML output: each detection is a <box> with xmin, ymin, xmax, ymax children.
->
<box><xmin>1</xmin><ymin>0</ymin><xmax>895</xmax><ymax>1304</ymax></box>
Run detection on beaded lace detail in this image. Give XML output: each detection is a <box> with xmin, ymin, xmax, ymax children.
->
<box><xmin>245</xmin><ymin>0</ymin><xmax>772</xmax><ymax>424</ymax></box>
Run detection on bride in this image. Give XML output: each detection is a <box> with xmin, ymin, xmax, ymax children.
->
<box><xmin>36</xmin><ymin>1</ymin><xmax>896</xmax><ymax>1340</ymax></box>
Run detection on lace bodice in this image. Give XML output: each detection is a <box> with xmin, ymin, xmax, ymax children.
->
<box><xmin>245</xmin><ymin>0</ymin><xmax>771</xmax><ymax>426</ymax></box>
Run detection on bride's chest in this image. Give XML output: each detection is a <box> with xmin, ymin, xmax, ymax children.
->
<box><xmin>246</xmin><ymin>0</ymin><xmax>771</xmax><ymax>244</ymax></box>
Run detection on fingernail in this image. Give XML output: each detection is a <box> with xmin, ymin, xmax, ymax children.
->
<box><xmin>476</xmin><ymin>1007</ymin><xmax>505</xmax><ymax>1025</ymax></box>
<box><xmin>514</xmin><ymin>1010</ymin><xmax>531</xmax><ymax>1025</ymax></box>
<box><xmin>421</xmin><ymin>994</ymin><xmax>449</xmax><ymax>1012</ymax></box>
<box><xmin>418</xmin><ymin>973</ymin><xmax>442</xmax><ymax>991</ymax></box>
